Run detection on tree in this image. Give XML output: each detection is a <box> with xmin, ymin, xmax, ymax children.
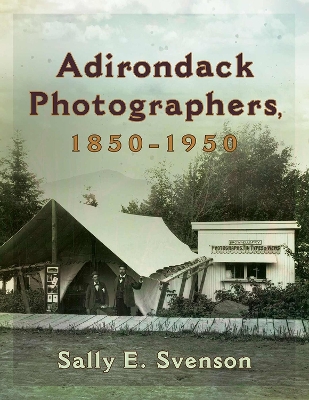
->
<box><xmin>122</xmin><ymin>123</ymin><xmax>299</xmax><ymax>248</ymax></box>
<box><xmin>283</xmin><ymin>169</ymin><xmax>309</xmax><ymax>280</ymax></box>
<box><xmin>80</xmin><ymin>186</ymin><xmax>98</xmax><ymax>207</ymax></box>
<box><xmin>0</xmin><ymin>131</ymin><xmax>46</xmax><ymax>244</ymax></box>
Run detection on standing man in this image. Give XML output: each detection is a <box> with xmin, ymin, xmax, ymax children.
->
<box><xmin>115</xmin><ymin>265</ymin><xmax>143</xmax><ymax>316</ymax></box>
<box><xmin>85</xmin><ymin>271</ymin><xmax>109</xmax><ymax>315</ymax></box>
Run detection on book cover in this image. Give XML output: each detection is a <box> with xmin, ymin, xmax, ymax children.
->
<box><xmin>0</xmin><ymin>1</ymin><xmax>308</xmax><ymax>399</ymax></box>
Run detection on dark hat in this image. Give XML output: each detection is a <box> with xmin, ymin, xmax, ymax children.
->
<box><xmin>91</xmin><ymin>271</ymin><xmax>99</xmax><ymax>277</ymax></box>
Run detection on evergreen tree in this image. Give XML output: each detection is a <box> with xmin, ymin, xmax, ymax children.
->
<box><xmin>122</xmin><ymin>123</ymin><xmax>299</xmax><ymax>248</ymax></box>
<box><xmin>0</xmin><ymin>132</ymin><xmax>46</xmax><ymax>244</ymax></box>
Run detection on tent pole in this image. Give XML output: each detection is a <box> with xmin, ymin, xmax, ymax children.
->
<box><xmin>91</xmin><ymin>236</ymin><xmax>96</xmax><ymax>270</ymax></box>
<box><xmin>51</xmin><ymin>200</ymin><xmax>58</xmax><ymax>264</ymax></box>
<box><xmin>17</xmin><ymin>269</ymin><xmax>31</xmax><ymax>313</ymax></box>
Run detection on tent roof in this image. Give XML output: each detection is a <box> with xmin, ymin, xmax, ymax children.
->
<box><xmin>0</xmin><ymin>200</ymin><xmax>196</xmax><ymax>277</ymax></box>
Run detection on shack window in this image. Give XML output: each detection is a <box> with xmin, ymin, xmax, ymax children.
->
<box><xmin>247</xmin><ymin>264</ymin><xmax>266</xmax><ymax>279</ymax></box>
<box><xmin>225</xmin><ymin>263</ymin><xmax>266</xmax><ymax>280</ymax></box>
<box><xmin>226</xmin><ymin>263</ymin><xmax>244</xmax><ymax>279</ymax></box>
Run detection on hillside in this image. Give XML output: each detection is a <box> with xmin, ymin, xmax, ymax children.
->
<box><xmin>42</xmin><ymin>169</ymin><xmax>150</xmax><ymax>213</ymax></box>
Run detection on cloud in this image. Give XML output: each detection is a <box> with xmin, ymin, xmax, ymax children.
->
<box><xmin>145</xmin><ymin>24</ymin><xmax>166</xmax><ymax>35</ymax></box>
<box><xmin>42</xmin><ymin>21</ymin><xmax>83</xmax><ymax>41</ymax></box>
<box><xmin>163</xmin><ymin>31</ymin><xmax>178</xmax><ymax>41</ymax></box>
<box><xmin>141</xmin><ymin>14</ymin><xmax>294</xmax><ymax>53</ymax></box>
<box><xmin>75</xmin><ymin>14</ymin><xmax>112</xmax><ymax>23</ymax></box>
<box><xmin>296</xmin><ymin>31</ymin><xmax>309</xmax><ymax>46</ymax></box>
<box><xmin>40</xmin><ymin>20</ymin><xmax>119</xmax><ymax>42</ymax></box>
<box><xmin>84</xmin><ymin>24</ymin><xmax>117</xmax><ymax>41</ymax></box>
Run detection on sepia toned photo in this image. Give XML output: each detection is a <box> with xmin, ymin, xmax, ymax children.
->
<box><xmin>0</xmin><ymin>2</ymin><xmax>308</xmax><ymax>400</ymax></box>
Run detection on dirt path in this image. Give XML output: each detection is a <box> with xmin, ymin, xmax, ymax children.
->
<box><xmin>0</xmin><ymin>329</ymin><xmax>308</xmax><ymax>399</ymax></box>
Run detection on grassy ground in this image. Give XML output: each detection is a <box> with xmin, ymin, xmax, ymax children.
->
<box><xmin>0</xmin><ymin>328</ymin><xmax>308</xmax><ymax>399</ymax></box>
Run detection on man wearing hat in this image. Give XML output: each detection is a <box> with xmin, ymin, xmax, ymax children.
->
<box><xmin>85</xmin><ymin>271</ymin><xmax>109</xmax><ymax>315</ymax></box>
<box><xmin>114</xmin><ymin>265</ymin><xmax>143</xmax><ymax>316</ymax></box>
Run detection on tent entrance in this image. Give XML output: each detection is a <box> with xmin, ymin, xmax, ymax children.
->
<box><xmin>61</xmin><ymin>261</ymin><xmax>117</xmax><ymax>314</ymax></box>
<box><xmin>61</xmin><ymin>261</ymin><xmax>92</xmax><ymax>314</ymax></box>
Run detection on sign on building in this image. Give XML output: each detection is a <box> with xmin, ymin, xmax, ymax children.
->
<box><xmin>45</xmin><ymin>265</ymin><xmax>60</xmax><ymax>313</ymax></box>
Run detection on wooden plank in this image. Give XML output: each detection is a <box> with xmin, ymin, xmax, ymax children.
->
<box><xmin>0</xmin><ymin>313</ymin><xmax>19</xmax><ymax>327</ymax></box>
<box><xmin>132</xmin><ymin>316</ymin><xmax>160</xmax><ymax>331</ymax></box>
<box><xmin>221</xmin><ymin>318</ymin><xmax>243</xmax><ymax>334</ymax></box>
<box><xmin>302</xmin><ymin>319</ymin><xmax>309</xmax><ymax>334</ymax></box>
<box><xmin>1</xmin><ymin>313</ymin><xmax>306</xmax><ymax>337</ymax></box>
<box><xmin>5</xmin><ymin>313</ymin><xmax>36</xmax><ymax>322</ymax></box>
<box><xmin>164</xmin><ymin>317</ymin><xmax>183</xmax><ymax>332</ymax></box>
<box><xmin>178</xmin><ymin>271</ymin><xmax>187</xmax><ymax>297</ymax></box>
<box><xmin>207</xmin><ymin>318</ymin><xmax>230</xmax><ymax>334</ymax></box>
<box><xmin>75</xmin><ymin>315</ymin><xmax>119</xmax><ymax>331</ymax></box>
<box><xmin>193</xmin><ymin>318</ymin><xmax>215</xmax><ymax>333</ymax></box>
<box><xmin>156</xmin><ymin>282</ymin><xmax>169</xmax><ymax>314</ymax></box>
<box><xmin>189</xmin><ymin>267</ymin><xmax>198</xmax><ymax>301</ymax></box>
<box><xmin>161</xmin><ymin>258</ymin><xmax>208</xmax><ymax>283</ymax></box>
<box><xmin>272</xmin><ymin>319</ymin><xmax>289</xmax><ymax>337</ymax></box>
<box><xmin>198</xmin><ymin>265</ymin><xmax>208</xmax><ymax>294</ymax></box>
<box><xmin>0</xmin><ymin>313</ymin><xmax>11</xmax><ymax>321</ymax></box>
<box><xmin>257</xmin><ymin>319</ymin><xmax>275</xmax><ymax>336</ymax></box>
<box><xmin>146</xmin><ymin>317</ymin><xmax>177</xmax><ymax>332</ymax></box>
<box><xmin>0</xmin><ymin>263</ymin><xmax>47</xmax><ymax>275</ymax></box>
<box><xmin>112</xmin><ymin>316</ymin><xmax>135</xmax><ymax>330</ymax></box>
<box><xmin>17</xmin><ymin>269</ymin><xmax>31</xmax><ymax>314</ymax></box>
<box><xmin>50</xmin><ymin>314</ymin><xmax>82</xmax><ymax>328</ymax></box>
<box><xmin>286</xmin><ymin>319</ymin><xmax>306</xmax><ymax>337</ymax></box>
<box><xmin>5</xmin><ymin>313</ymin><xmax>62</xmax><ymax>329</ymax></box>
<box><xmin>55</xmin><ymin>314</ymin><xmax>98</xmax><ymax>330</ymax></box>
<box><xmin>242</xmin><ymin>319</ymin><xmax>259</xmax><ymax>335</ymax></box>
<box><xmin>89</xmin><ymin>315</ymin><xmax>120</xmax><ymax>331</ymax></box>
<box><xmin>27</xmin><ymin>314</ymin><xmax>69</xmax><ymax>329</ymax></box>
<box><xmin>116</xmin><ymin>316</ymin><xmax>148</xmax><ymax>331</ymax></box>
<box><xmin>168</xmin><ymin>318</ymin><xmax>200</xmax><ymax>332</ymax></box>
<box><xmin>11</xmin><ymin>313</ymin><xmax>53</xmax><ymax>328</ymax></box>
<box><xmin>69</xmin><ymin>315</ymin><xmax>98</xmax><ymax>330</ymax></box>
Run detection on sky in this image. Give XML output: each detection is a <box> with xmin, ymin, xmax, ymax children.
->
<box><xmin>0</xmin><ymin>1</ymin><xmax>308</xmax><ymax>185</ymax></box>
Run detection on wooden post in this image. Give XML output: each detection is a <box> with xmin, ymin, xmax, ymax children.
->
<box><xmin>51</xmin><ymin>200</ymin><xmax>58</xmax><ymax>264</ymax></box>
<box><xmin>198</xmin><ymin>263</ymin><xmax>208</xmax><ymax>294</ymax></box>
<box><xmin>91</xmin><ymin>236</ymin><xmax>96</xmax><ymax>270</ymax></box>
<box><xmin>156</xmin><ymin>282</ymin><xmax>169</xmax><ymax>314</ymax></box>
<box><xmin>51</xmin><ymin>200</ymin><xmax>61</xmax><ymax>313</ymax></box>
<box><xmin>18</xmin><ymin>269</ymin><xmax>31</xmax><ymax>313</ymax></box>
<box><xmin>189</xmin><ymin>267</ymin><xmax>199</xmax><ymax>301</ymax></box>
<box><xmin>179</xmin><ymin>271</ymin><xmax>188</xmax><ymax>297</ymax></box>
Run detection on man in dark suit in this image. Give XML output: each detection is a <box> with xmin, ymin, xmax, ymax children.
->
<box><xmin>114</xmin><ymin>265</ymin><xmax>143</xmax><ymax>316</ymax></box>
<box><xmin>85</xmin><ymin>271</ymin><xmax>109</xmax><ymax>315</ymax></box>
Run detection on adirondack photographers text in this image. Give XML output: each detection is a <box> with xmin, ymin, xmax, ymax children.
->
<box><xmin>29</xmin><ymin>52</ymin><xmax>283</xmax><ymax>153</ymax></box>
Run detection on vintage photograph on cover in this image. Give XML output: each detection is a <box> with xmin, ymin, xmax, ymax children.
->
<box><xmin>0</xmin><ymin>2</ymin><xmax>308</xmax><ymax>399</ymax></box>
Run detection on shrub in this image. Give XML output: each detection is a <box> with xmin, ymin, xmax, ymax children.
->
<box><xmin>0</xmin><ymin>288</ymin><xmax>45</xmax><ymax>313</ymax></box>
<box><xmin>157</xmin><ymin>292</ymin><xmax>216</xmax><ymax>318</ymax></box>
<box><xmin>215</xmin><ymin>280</ymin><xmax>309</xmax><ymax>319</ymax></box>
<box><xmin>215</xmin><ymin>282</ymin><xmax>251</xmax><ymax>305</ymax></box>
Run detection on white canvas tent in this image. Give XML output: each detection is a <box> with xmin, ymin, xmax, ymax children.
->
<box><xmin>0</xmin><ymin>199</ymin><xmax>204</xmax><ymax>314</ymax></box>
